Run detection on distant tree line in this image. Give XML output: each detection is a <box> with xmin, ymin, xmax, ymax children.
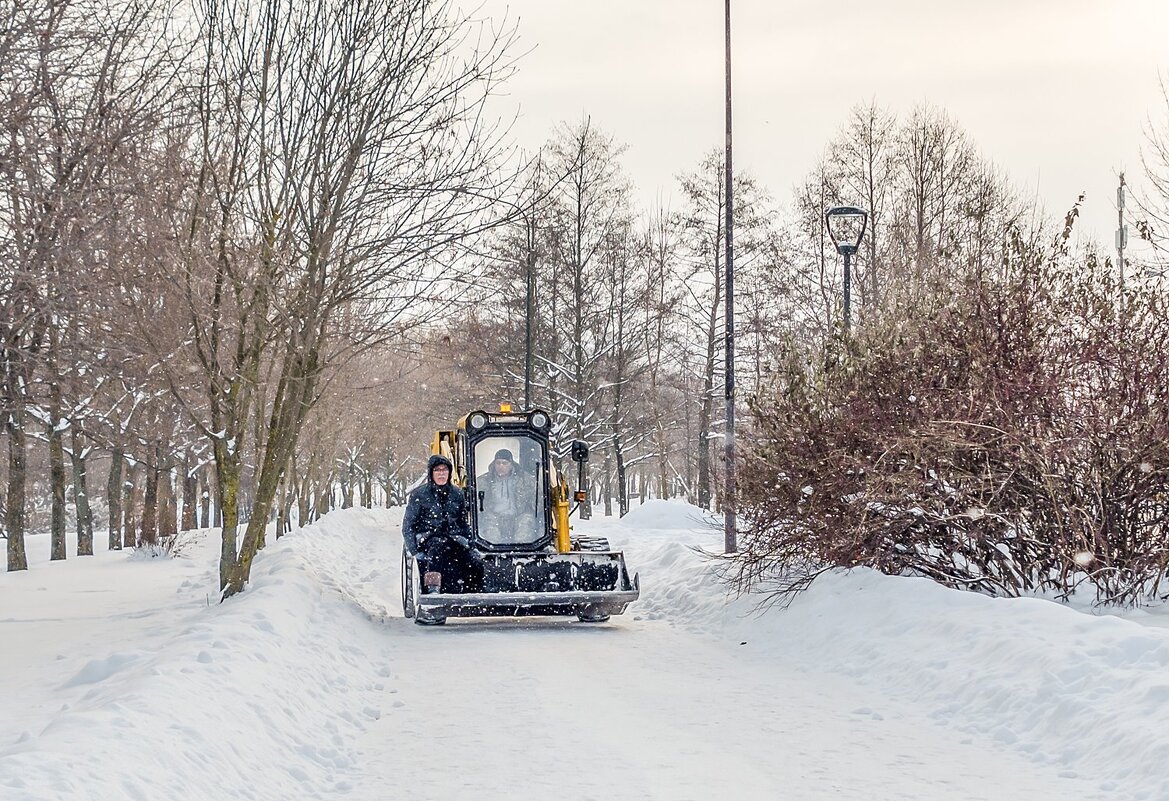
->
<box><xmin>1</xmin><ymin>0</ymin><xmax>515</xmax><ymax>595</ymax></box>
<box><xmin>3</xmin><ymin>1</ymin><xmax>1168</xmax><ymax>604</ymax></box>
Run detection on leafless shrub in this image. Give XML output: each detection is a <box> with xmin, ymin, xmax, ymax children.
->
<box><xmin>736</xmin><ymin>234</ymin><xmax>1169</xmax><ymax>606</ymax></box>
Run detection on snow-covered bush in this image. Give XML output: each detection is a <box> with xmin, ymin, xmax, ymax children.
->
<box><xmin>736</xmin><ymin>237</ymin><xmax>1169</xmax><ymax>606</ymax></box>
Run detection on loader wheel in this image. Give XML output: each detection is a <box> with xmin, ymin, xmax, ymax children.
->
<box><xmin>577</xmin><ymin>604</ymin><xmax>610</xmax><ymax>624</ymax></box>
<box><xmin>401</xmin><ymin>548</ymin><xmax>415</xmax><ymax>619</ymax></box>
<box><xmin>415</xmin><ymin>608</ymin><xmax>447</xmax><ymax>626</ymax></box>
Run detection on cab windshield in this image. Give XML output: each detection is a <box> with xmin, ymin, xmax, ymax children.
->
<box><xmin>471</xmin><ymin>434</ymin><xmax>547</xmax><ymax>546</ymax></box>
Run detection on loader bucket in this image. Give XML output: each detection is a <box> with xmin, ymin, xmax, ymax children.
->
<box><xmin>407</xmin><ymin>550</ymin><xmax>640</xmax><ymax>622</ymax></box>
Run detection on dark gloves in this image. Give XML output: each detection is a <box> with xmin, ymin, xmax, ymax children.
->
<box><xmin>450</xmin><ymin>535</ymin><xmax>484</xmax><ymax>565</ymax></box>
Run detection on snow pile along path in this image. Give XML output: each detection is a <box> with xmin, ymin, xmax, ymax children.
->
<box><xmin>610</xmin><ymin>500</ymin><xmax>1169</xmax><ymax>801</ymax></box>
<box><xmin>0</xmin><ymin>517</ymin><xmax>396</xmax><ymax>801</ymax></box>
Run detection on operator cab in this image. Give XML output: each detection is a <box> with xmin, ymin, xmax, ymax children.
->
<box><xmin>468</xmin><ymin>432</ymin><xmax>549</xmax><ymax>549</ymax></box>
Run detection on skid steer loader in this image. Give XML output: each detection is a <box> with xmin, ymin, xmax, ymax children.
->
<box><xmin>401</xmin><ymin>404</ymin><xmax>640</xmax><ymax>625</ymax></box>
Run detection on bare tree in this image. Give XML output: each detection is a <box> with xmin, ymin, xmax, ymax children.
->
<box><xmin>676</xmin><ymin>150</ymin><xmax>769</xmax><ymax>509</ymax></box>
<box><xmin>1136</xmin><ymin>77</ymin><xmax>1169</xmax><ymax>273</ymax></box>
<box><xmin>639</xmin><ymin>205</ymin><xmax>684</xmax><ymax>499</ymax></box>
<box><xmin>600</xmin><ymin>225</ymin><xmax>649</xmax><ymax>516</ymax></box>
<box><xmin>825</xmin><ymin>101</ymin><xmax>897</xmax><ymax>312</ymax></box>
<box><xmin>541</xmin><ymin>119</ymin><xmax>631</xmax><ymax>505</ymax></box>
<box><xmin>136</xmin><ymin>0</ymin><xmax>518</xmax><ymax>595</ymax></box>
<box><xmin>1</xmin><ymin>0</ymin><xmax>176</xmax><ymax>569</ymax></box>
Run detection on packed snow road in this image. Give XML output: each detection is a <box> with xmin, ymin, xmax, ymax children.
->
<box><xmin>261</xmin><ymin>507</ymin><xmax>1141</xmax><ymax>801</ymax></box>
<box><xmin>3</xmin><ymin>504</ymin><xmax>1168</xmax><ymax>800</ymax></box>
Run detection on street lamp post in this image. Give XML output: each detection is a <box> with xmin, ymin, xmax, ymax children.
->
<box><xmin>723</xmin><ymin>0</ymin><xmax>736</xmax><ymax>555</ymax></box>
<box><xmin>523</xmin><ymin>221</ymin><xmax>535</xmax><ymax>410</ymax></box>
<box><xmin>826</xmin><ymin>206</ymin><xmax>868</xmax><ymax>334</ymax></box>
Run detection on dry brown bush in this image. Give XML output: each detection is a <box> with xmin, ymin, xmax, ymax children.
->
<box><xmin>736</xmin><ymin>247</ymin><xmax>1169</xmax><ymax>607</ymax></box>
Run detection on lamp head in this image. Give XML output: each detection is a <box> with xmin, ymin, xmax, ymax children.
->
<box><xmin>826</xmin><ymin>206</ymin><xmax>868</xmax><ymax>256</ymax></box>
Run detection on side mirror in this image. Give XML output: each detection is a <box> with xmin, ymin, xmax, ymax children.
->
<box><xmin>571</xmin><ymin>441</ymin><xmax>590</xmax><ymax>519</ymax></box>
<box><xmin>571</xmin><ymin>440</ymin><xmax>589</xmax><ymax>463</ymax></box>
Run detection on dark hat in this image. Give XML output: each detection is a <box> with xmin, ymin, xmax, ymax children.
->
<box><xmin>426</xmin><ymin>454</ymin><xmax>453</xmax><ymax>482</ymax></box>
<box><xmin>493</xmin><ymin>448</ymin><xmax>514</xmax><ymax>462</ymax></box>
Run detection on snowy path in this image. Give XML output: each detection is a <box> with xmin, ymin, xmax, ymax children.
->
<box><xmin>354</xmin><ymin>621</ymin><xmax>1095</xmax><ymax>801</ymax></box>
<box><xmin>301</xmin><ymin>509</ymin><xmax>1099</xmax><ymax>801</ymax></box>
<box><xmin>3</xmin><ymin>506</ymin><xmax>1167</xmax><ymax>800</ymax></box>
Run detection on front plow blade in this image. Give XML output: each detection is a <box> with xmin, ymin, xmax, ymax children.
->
<box><xmin>415</xmin><ymin>551</ymin><xmax>640</xmax><ymax>620</ymax></box>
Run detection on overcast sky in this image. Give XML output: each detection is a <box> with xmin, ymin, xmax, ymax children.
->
<box><xmin>477</xmin><ymin>0</ymin><xmax>1169</xmax><ymax>250</ymax></box>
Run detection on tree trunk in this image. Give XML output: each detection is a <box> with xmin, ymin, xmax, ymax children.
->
<box><xmin>603</xmin><ymin>450</ymin><xmax>613</xmax><ymax>516</ymax></box>
<box><xmin>159</xmin><ymin>465</ymin><xmax>178</xmax><ymax>541</ymax></box>
<box><xmin>362</xmin><ymin>469</ymin><xmax>373</xmax><ymax>509</ymax></box>
<box><xmin>48</xmin><ymin>391</ymin><xmax>67</xmax><ymax>562</ymax></box>
<box><xmin>70</xmin><ymin>429</ymin><xmax>94</xmax><ymax>556</ymax></box>
<box><xmin>141</xmin><ymin>449</ymin><xmax>159</xmax><ymax>546</ymax></box>
<box><xmin>615</xmin><ymin>436</ymin><xmax>628</xmax><ymax>517</ymax></box>
<box><xmin>6</xmin><ymin>407</ymin><xmax>28</xmax><ymax>571</ymax></box>
<box><xmin>139</xmin><ymin>463</ymin><xmax>157</xmax><ymax>542</ymax></box>
<box><xmin>696</xmin><ymin>283</ymin><xmax>720</xmax><ymax>510</ymax></box>
<box><xmin>382</xmin><ymin>457</ymin><xmax>393</xmax><ymax>508</ymax></box>
<box><xmin>122</xmin><ymin>461</ymin><xmax>139</xmax><ymax>549</ymax></box>
<box><xmin>696</xmin><ymin>397</ymin><xmax>713</xmax><ymax>509</ymax></box>
<box><xmin>107</xmin><ymin>448</ymin><xmax>123</xmax><ymax>550</ymax></box>
<box><xmin>275</xmin><ymin>474</ymin><xmax>288</xmax><ymax>539</ymax></box>
<box><xmin>200</xmin><ymin>465</ymin><xmax>211</xmax><ymax>528</ymax></box>
<box><xmin>182</xmin><ymin>453</ymin><xmax>198</xmax><ymax>530</ymax></box>
<box><xmin>341</xmin><ymin>466</ymin><xmax>353</xmax><ymax>508</ymax></box>
<box><xmin>217</xmin><ymin>458</ymin><xmax>242</xmax><ymax>592</ymax></box>
<box><xmin>227</xmin><ymin>365</ymin><xmax>317</xmax><ymax>595</ymax></box>
<box><xmin>298</xmin><ymin>471</ymin><xmax>311</xmax><ymax>524</ymax></box>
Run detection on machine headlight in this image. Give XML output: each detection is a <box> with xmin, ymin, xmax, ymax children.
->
<box><xmin>468</xmin><ymin>412</ymin><xmax>488</xmax><ymax>430</ymax></box>
<box><xmin>530</xmin><ymin>411</ymin><xmax>549</xmax><ymax>430</ymax></box>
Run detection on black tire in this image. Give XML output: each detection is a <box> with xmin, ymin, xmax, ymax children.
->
<box><xmin>571</xmin><ymin>536</ymin><xmax>610</xmax><ymax>552</ymax></box>
<box><xmin>414</xmin><ymin>614</ymin><xmax>447</xmax><ymax>626</ymax></box>
<box><xmin>576</xmin><ymin>604</ymin><xmax>610</xmax><ymax>623</ymax></box>
<box><xmin>401</xmin><ymin>547</ymin><xmax>415</xmax><ymax>619</ymax></box>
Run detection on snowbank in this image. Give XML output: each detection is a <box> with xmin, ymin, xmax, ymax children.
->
<box><xmin>584</xmin><ymin>508</ymin><xmax>1169</xmax><ymax>800</ymax></box>
<box><xmin>0</xmin><ymin>515</ymin><xmax>393</xmax><ymax>801</ymax></box>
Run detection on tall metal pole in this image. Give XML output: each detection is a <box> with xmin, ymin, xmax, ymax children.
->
<box><xmin>526</xmin><ymin>210</ymin><xmax>535</xmax><ymax>406</ymax></box>
<box><xmin>524</xmin><ymin>246</ymin><xmax>533</xmax><ymax>409</ymax></box>
<box><xmin>1117</xmin><ymin>172</ymin><xmax>1127</xmax><ymax>286</ymax></box>
<box><xmin>843</xmin><ymin>251</ymin><xmax>852</xmax><ymax>334</ymax></box>
<box><xmin>723</xmin><ymin>0</ymin><xmax>737</xmax><ymax>554</ymax></box>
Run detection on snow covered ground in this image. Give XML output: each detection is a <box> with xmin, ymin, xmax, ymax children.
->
<box><xmin>3</xmin><ymin>501</ymin><xmax>1169</xmax><ymax>800</ymax></box>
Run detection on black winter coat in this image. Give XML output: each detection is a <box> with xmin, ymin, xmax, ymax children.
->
<box><xmin>402</xmin><ymin>454</ymin><xmax>474</xmax><ymax>554</ymax></box>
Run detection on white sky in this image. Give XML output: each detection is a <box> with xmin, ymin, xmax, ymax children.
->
<box><xmin>479</xmin><ymin>0</ymin><xmax>1169</xmax><ymax>249</ymax></box>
